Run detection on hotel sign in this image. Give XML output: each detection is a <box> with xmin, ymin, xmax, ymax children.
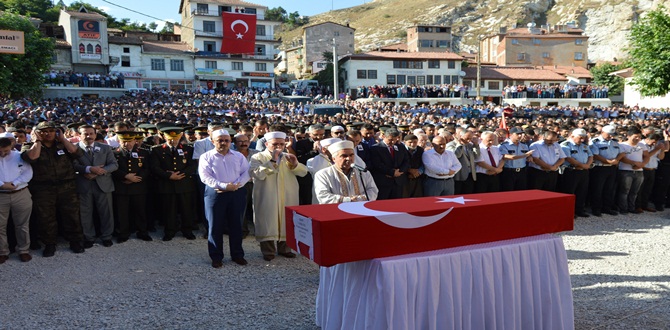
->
<box><xmin>0</xmin><ymin>30</ymin><xmax>25</xmax><ymax>54</ymax></box>
<box><xmin>242</xmin><ymin>72</ymin><xmax>274</xmax><ymax>78</ymax></box>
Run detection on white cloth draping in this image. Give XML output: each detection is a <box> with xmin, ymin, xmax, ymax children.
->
<box><xmin>316</xmin><ymin>234</ymin><xmax>574</xmax><ymax>330</ymax></box>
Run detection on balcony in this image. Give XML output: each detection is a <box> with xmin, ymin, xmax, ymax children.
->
<box><xmin>195</xmin><ymin>30</ymin><xmax>277</xmax><ymax>42</ymax></box>
<box><xmin>191</xmin><ymin>10</ymin><xmax>265</xmax><ymax>20</ymax></box>
<box><xmin>195</xmin><ymin>51</ymin><xmax>276</xmax><ymax>61</ymax></box>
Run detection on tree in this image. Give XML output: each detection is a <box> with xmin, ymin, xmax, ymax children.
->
<box><xmin>314</xmin><ymin>51</ymin><xmax>343</xmax><ymax>94</ymax></box>
<box><xmin>265</xmin><ymin>6</ymin><xmax>287</xmax><ymax>22</ymax></box>
<box><xmin>590</xmin><ymin>62</ymin><xmax>626</xmax><ymax>95</ymax></box>
<box><xmin>0</xmin><ymin>12</ymin><xmax>54</xmax><ymax>99</ymax></box>
<box><xmin>627</xmin><ymin>6</ymin><xmax>670</xmax><ymax>97</ymax></box>
<box><xmin>148</xmin><ymin>22</ymin><xmax>158</xmax><ymax>32</ymax></box>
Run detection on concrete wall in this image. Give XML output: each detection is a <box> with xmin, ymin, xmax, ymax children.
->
<box><xmin>622</xmin><ymin>77</ymin><xmax>670</xmax><ymax>108</ymax></box>
<box><xmin>504</xmin><ymin>97</ymin><xmax>611</xmax><ymax>108</ymax></box>
<box><xmin>42</xmin><ymin>86</ymin><xmax>126</xmax><ymax>100</ymax></box>
<box><xmin>501</xmin><ymin>36</ymin><xmax>588</xmax><ymax>68</ymax></box>
<box><xmin>304</xmin><ymin>23</ymin><xmax>354</xmax><ymax>68</ymax></box>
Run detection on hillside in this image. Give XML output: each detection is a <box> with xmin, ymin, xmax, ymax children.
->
<box><xmin>278</xmin><ymin>0</ymin><xmax>662</xmax><ymax>63</ymax></box>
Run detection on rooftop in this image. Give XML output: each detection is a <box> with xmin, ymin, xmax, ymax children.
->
<box><xmin>142</xmin><ymin>40</ymin><xmax>193</xmax><ymax>53</ymax></box>
<box><xmin>463</xmin><ymin>66</ymin><xmax>568</xmax><ymax>81</ymax></box>
<box><xmin>347</xmin><ymin>51</ymin><xmax>463</xmax><ymax>61</ymax></box>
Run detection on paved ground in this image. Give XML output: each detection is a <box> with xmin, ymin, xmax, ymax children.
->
<box><xmin>1</xmin><ymin>211</ymin><xmax>669</xmax><ymax>329</ymax></box>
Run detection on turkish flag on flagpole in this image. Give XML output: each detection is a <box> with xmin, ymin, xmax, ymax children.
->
<box><xmin>499</xmin><ymin>113</ymin><xmax>508</xmax><ymax>130</ymax></box>
<box><xmin>221</xmin><ymin>12</ymin><xmax>256</xmax><ymax>54</ymax></box>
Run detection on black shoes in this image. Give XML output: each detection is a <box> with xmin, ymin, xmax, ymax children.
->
<box><xmin>279</xmin><ymin>252</ymin><xmax>297</xmax><ymax>258</ymax></box>
<box><xmin>30</xmin><ymin>242</ymin><xmax>42</xmax><ymax>250</ymax></box>
<box><xmin>43</xmin><ymin>244</ymin><xmax>57</xmax><ymax>257</ymax></box>
<box><xmin>211</xmin><ymin>260</ymin><xmax>223</xmax><ymax>268</ymax></box>
<box><xmin>83</xmin><ymin>241</ymin><xmax>94</xmax><ymax>249</ymax></box>
<box><xmin>70</xmin><ymin>242</ymin><xmax>85</xmax><ymax>254</ymax></box>
<box><xmin>183</xmin><ymin>232</ymin><xmax>196</xmax><ymax>240</ymax></box>
<box><xmin>137</xmin><ymin>233</ymin><xmax>153</xmax><ymax>241</ymax></box>
<box><xmin>263</xmin><ymin>255</ymin><xmax>275</xmax><ymax>261</ymax></box>
<box><xmin>575</xmin><ymin>212</ymin><xmax>590</xmax><ymax>218</ymax></box>
<box><xmin>604</xmin><ymin>210</ymin><xmax>619</xmax><ymax>216</ymax></box>
<box><xmin>116</xmin><ymin>237</ymin><xmax>129</xmax><ymax>244</ymax></box>
<box><xmin>232</xmin><ymin>257</ymin><xmax>248</xmax><ymax>266</ymax></box>
<box><xmin>162</xmin><ymin>235</ymin><xmax>174</xmax><ymax>242</ymax></box>
<box><xmin>102</xmin><ymin>240</ymin><xmax>113</xmax><ymax>247</ymax></box>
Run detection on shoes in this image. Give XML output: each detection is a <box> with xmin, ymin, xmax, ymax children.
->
<box><xmin>619</xmin><ymin>210</ymin><xmax>629</xmax><ymax>215</ymax></box>
<box><xmin>19</xmin><ymin>253</ymin><xmax>32</xmax><ymax>262</ymax></box>
<box><xmin>642</xmin><ymin>207</ymin><xmax>657</xmax><ymax>212</ymax></box>
<box><xmin>162</xmin><ymin>235</ymin><xmax>174</xmax><ymax>242</ymax></box>
<box><xmin>30</xmin><ymin>242</ymin><xmax>42</xmax><ymax>250</ymax></box>
<box><xmin>263</xmin><ymin>255</ymin><xmax>275</xmax><ymax>261</ymax></box>
<box><xmin>279</xmin><ymin>252</ymin><xmax>296</xmax><ymax>258</ymax></box>
<box><xmin>575</xmin><ymin>212</ymin><xmax>590</xmax><ymax>218</ymax></box>
<box><xmin>102</xmin><ymin>240</ymin><xmax>113</xmax><ymax>247</ymax></box>
<box><xmin>232</xmin><ymin>257</ymin><xmax>248</xmax><ymax>266</ymax></box>
<box><xmin>116</xmin><ymin>237</ymin><xmax>129</xmax><ymax>244</ymax></box>
<box><xmin>632</xmin><ymin>208</ymin><xmax>644</xmax><ymax>214</ymax></box>
<box><xmin>0</xmin><ymin>255</ymin><xmax>7</xmax><ymax>264</ymax></box>
<box><xmin>83</xmin><ymin>241</ymin><xmax>94</xmax><ymax>249</ymax></box>
<box><xmin>70</xmin><ymin>242</ymin><xmax>85</xmax><ymax>254</ymax></box>
<box><xmin>211</xmin><ymin>260</ymin><xmax>223</xmax><ymax>268</ymax></box>
<box><xmin>137</xmin><ymin>233</ymin><xmax>153</xmax><ymax>241</ymax></box>
<box><xmin>43</xmin><ymin>244</ymin><xmax>56</xmax><ymax>257</ymax></box>
<box><xmin>604</xmin><ymin>210</ymin><xmax>619</xmax><ymax>216</ymax></box>
<box><xmin>148</xmin><ymin>227</ymin><xmax>157</xmax><ymax>233</ymax></box>
<box><xmin>655</xmin><ymin>205</ymin><xmax>665</xmax><ymax>211</ymax></box>
<box><xmin>591</xmin><ymin>211</ymin><xmax>602</xmax><ymax>217</ymax></box>
<box><xmin>183</xmin><ymin>232</ymin><xmax>196</xmax><ymax>240</ymax></box>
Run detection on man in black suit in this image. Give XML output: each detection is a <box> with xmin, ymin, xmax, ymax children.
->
<box><xmin>150</xmin><ymin>126</ymin><xmax>197</xmax><ymax>241</ymax></box>
<box><xmin>290</xmin><ymin>123</ymin><xmax>325</xmax><ymax>205</ymax></box>
<box><xmin>112</xmin><ymin>132</ymin><xmax>152</xmax><ymax>243</ymax></box>
<box><xmin>347</xmin><ymin>129</ymin><xmax>371</xmax><ymax>169</ymax></box>
<box><xmin>370</xmin><ymin>128</ymin><xmax>410</xmax><ymax>200</ymax></box>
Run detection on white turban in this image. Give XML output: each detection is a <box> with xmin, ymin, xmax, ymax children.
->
<box><xmin>0</xmin><ymin>132</ymin><xmax>14</xmax><ymax>139</ymax></box>
<box><xmin>265</xmin><ymin>131</ymin><xmax>287</xmax><ymax>140</ymax></box>
<box><xmin>319</xmin><ymin>138</ymin><xmax>341</xmax><ymax>149</ymax></box>
<box><xmin>328</xmin><ymin>140</ymin><xmax>354</xmax><ymax>155</ymax></box>
<box><xmin>211</xmin><ymin>129</ymin><xmax>229</xmax><ymax>139</ymax></box>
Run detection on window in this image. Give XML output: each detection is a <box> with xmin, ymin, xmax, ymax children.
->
<box><xmin>488</xmin><ymin>81</ymin><xmax>500</xmax><ymax>90</ymax></box>
<box><xmin>256</xmin><ymin>45</ymin><xmax>266</xmax><ymax>56</ymax></box>
<box><xmin>437</xmin><ymin>40</ymin><xmax>450</xmax><ymax>48</ymax></box>
<box><xmin>396</xmin><ymin>75</ymin><xmax>406</xmax><ymax>85</ymax></box>
<box><xmin>511</xmin><ymin>39</ymin><xmax>519</xmax><ymax>45</ymax></box>
<box><xmin>434</xmin><ymin>75</ymin><xmax>441</xmax><ymax>85</ymax></box>
<box><xmin>417</xmin><ymin>76</ymin><xmax>426</xmax><ymax>85</ymax></box>
<box><xmin>444</xmin><ymin>75</ymin><xmax>451</xmax><ymax>84</ymax></box>
<box><xmin>517</xmin><ymin>53</ymin><xmax>526</xmax><ymax>61</ymax></box>
<box><xmin>205</xmin><ymin>60</ymin><xmax>217</xmax><ymax>69</ymax></box>
<box><xmin>204</xmin><ymin>41</ymin><xmax>216</xmax><ymax>52</ymax></box>
<box><xmin>411</xmin><ymin>61</ymin><xmax>423</xmax><ymax>69</ymax></box>
<box><xmin>255</xmin><ymin>63</ymin><xmax>267</xmax><ymax>71</ymax></box>
<box><xmin>170</xmin><ymin>59</ymin><xmax>184</xmax><ymax>71</ymax></box>
<box><xmin>447</xmin><ymin>61</ymin><xmax>455</xmax><ymax>69</ymax></box>
<box><xmin>407</xmin><ymin>76</ymin><xmax>416</xmax><ymax>85</ymax></box>
<box><xmin>121</xmin><ymin>55</ymin><xmax>130</xmax><ymax>67</ymax></box>
<box><xmin>436</xmin><ymin>27</ymin><xmax>450</xmax><ymax>33</ymax></box>
<box><xmin>427</xmin><ymin>75</ymin><xmax>433</xmax><ymax>84</ymax></box>
<box><xmin>219</xmin><ymin>6</ymin><xmax>231</xmax><ymax>15</ymax></box>
<box><xmin>418</xmin><ymin>27</ymin><xmax>432</xmax><ymax>32</ymax></box>
<box><xmin>197</xmin><ymin>3</ymin><xmax>208</xmax><ymax>13</ymax></box>
<box><xmin>419</xmin><ymin>40</ymin><xmax>433</xmax><ymax>48</ymax></box>
<box><xmin>428</xmin><ymin>60</ymin><xmax>440</xmax><ymax>69</ymax></box>
<box><xmin>232</xmin><ymin>62</ymin><xmax>243</xmax><ymax>70</ymax></box>
<box><xmin>574</xmin><ymin>52</ymin><xmax>583</xmax><ymax>60</ymax></box>
<box><xmin>532</xmin><ymin>38</ymin><xmax>541</xmax><ymax>45</ymax></box>
<box><xmin>86</xmin><ymin>44</ymin><xmax>93</xmax><ymax>54</ymax></box>
<box><xmin>244</xmin><ymin>8</ymin><xmax>257</xmax><ymax>14</ymax></box>
<box><xmin>357</xmin><ymin>70</ymin><xmax>367</xmax><ymax>79</ymax></box>
<box><xmin>451</xmin><ymin>75</ymin><xmax>459</xmax><ymax>84</ymax></box>
<box><xmin>367</xmin><ymin>70</ymin><xmax>377</xmax><ymax>79</ymax></box>
<box><xmin>123</xmin><ymin>47</ymin><xmax>130</xmax><ymax>53</ymax></box>
<box><xmin>334</xmin><ymin>31</ymin><xmax>340</xmax><ymax>37</ymax></box>
<box><xmin>256</xmin><ymin>25</ymin><xmax>266</xmax><ymax>36</ymax></box>
<box><xmin>387</xmin><ymin>75</ymin><xmax>396</xmax><ymax>84</ymax></box>
<box><xmin>575</xmin><ymin>39</ymin><xmax>583</xmax><ymax>45</ymax></box>
<box><xmin>542</xmin><ymin>52</ymin><xmax>550</xmax><ymax>58</ymax></box>
<box><xmin>203</xmin><ymin>21</ymin><xmax>216</xmax><ymax>33</ymax></box>
<box><xmin>151</xmin><ymin>59</ymin><xmax>165</xmax><ymax>71</ymax></box>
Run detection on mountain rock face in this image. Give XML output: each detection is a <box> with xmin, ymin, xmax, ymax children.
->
<box><xmin>279</xmin><ymin>0</ymin><xmax>663</xmax><ymax>63</ymax></box>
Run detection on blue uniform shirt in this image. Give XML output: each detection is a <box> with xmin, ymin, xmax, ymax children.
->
<box><xmin>561</xmin><ymin>140</ymin><xmax>593</xmax><ymax>167</ymax></box>
<box><xmin>499</xmin><ymin>140</ymin><xmax>529</xmax><ymax>168</ymax></box>
<box><xmin>529</xmin><ymin>140</ymin><xmax>566</xmax><ymax>170</ymax></box>
<box><xmin>590</xmin><ymin>136</ymin><xmax>621</xmax><ymax>164</ymax></box>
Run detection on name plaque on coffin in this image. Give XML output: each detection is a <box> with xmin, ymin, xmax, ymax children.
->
<box><xmin>286</xmin><ymin>190</ymin><xmax>574</xmax><ymax>267</ymax></box>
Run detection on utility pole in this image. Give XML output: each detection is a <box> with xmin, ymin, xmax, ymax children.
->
<box><xmin>333</xmin><ymin>38</ymin><xmax>339</xmax><ymax>100</ymax></box>
<box><xmin>476</xmin><ymin>36</ymin><xmax>482</xmax><ymax>103</ymax></box>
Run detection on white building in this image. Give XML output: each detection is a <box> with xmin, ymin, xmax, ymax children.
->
<box><xmin>58</xmin><ymin>9</ymin><xmax>109</xmax><ymax>73</ymax></box>
<box><xmin>340</xmin><ymin>51</ymin><xmax>465</xmax><ymax>96</ymax></box>
<box><xmin>611</xmin><ymin>68</ymin><xmax>670</xmax><ymax>108</ymax></box>
<box><xmin>178</xmin><ymin>0</ymin><xmax>281</xmax><ymax>89</ymax></box>
<box><xmin>108</xmin><ymin>35</ymin><xmax>144</xmax><ymax>88</ymax></box>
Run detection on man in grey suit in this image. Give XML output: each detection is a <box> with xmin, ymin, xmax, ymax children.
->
<box><xmin>73</xmin><ymin>125</ymin><xmax>118</xmax><ymax>248</ymax></box>
<box><xmin>446</xmin><ymin>126</ymin><xmax>480</xmax><ymax>195</ymax></box>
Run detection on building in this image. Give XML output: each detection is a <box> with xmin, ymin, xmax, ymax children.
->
<box><xmin>340</xmin><ymin>51</ymin><xmax>465</xmax><ymax>97</ymax></box>
<box><xmin>284</xmin><ymin>21</ymin><xmax>355</xmax><ymax>79</ymax></box>
<box><xmin>407</xmin><ymin>25</ymin><xmax>453</xmax><ymax>52</ymax></box>
<box><xmin>481</xmin><ymin>23</ymin><xmax>589</xmax><ymax>68</ymax></box>
<box><xmin>178</xmin><ymin>0</ymin><xmax>281</xmax><ymax>89</ymax></box>
<box><xmin>611</xmin><ymin>68</ymin><xmax>670</xmax><ymax>108</ymax></box>
<box><xmin>58</xmin><ymin>9</ymin><xmax>109</xmax><ymax>73</ymax></box>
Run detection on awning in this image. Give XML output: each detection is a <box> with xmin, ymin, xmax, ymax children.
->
<box><xmin>196</xmin><ymin>75</ymin><xmax>236</xmax><ymax>81</ymax></box>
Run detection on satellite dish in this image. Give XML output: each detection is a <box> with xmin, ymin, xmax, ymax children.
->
<box><xmin>459</xmin><ymin>71</ymin><xmax>466</xmax><ymax>77</ymax></box>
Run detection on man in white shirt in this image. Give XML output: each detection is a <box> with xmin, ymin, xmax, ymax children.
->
<box><xmin>0</xmin><ymin>133</ymin><xmax>34</xmax><ymax>263</ymax></box>
<box><xmin>475</xmin><ymin>131</ymin><xmax>505</xmax><ymax>193</ymax></box>
<box><xmin>422</xmin><ymin>136</ymin><xmax>461</xmax><ymax>196</ymax></box>
<box><xmin>617</xmin><ymin>127</ymin><xmax>649</xmax><ymax>214</ymax></box>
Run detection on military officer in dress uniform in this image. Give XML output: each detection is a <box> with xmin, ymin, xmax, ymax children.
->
<box><xmin>135</xmin><ymin>128</ymin><xmax>157</xmax><ymax>231</ymax></box>
<box><xmin>559</xmin><ymin>129</ymin><xmax>593</xmax><ymax>218</ymax></box>
<box><xmin>589</xmin><ymin>125</ymin><xmax>624</xmax><ymax>216</ymax></box>
<box><xmin>112</xmin><ymin>132</ymin><xmax>152</xmax><ymax>242</ymax></box>
<box><xmin>150</xmin><ymin>126</ymin><xmax>197</xmax><ymax>241</ymax></box>
<box><xmin>499</xmin><ymin>127</ymin><xmax>533</xmax><ymax>191</ymax></box>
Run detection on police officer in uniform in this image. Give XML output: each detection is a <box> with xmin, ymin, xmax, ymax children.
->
<box><xmin>589</xmin><ymin>125</ymin><xmax>624</xmax><ymax>216</ymax></box>
<box><xmin>529</xmin><ymin>130</ymin><xmax>566</xmax><ymax>192</ymax></box>
<box><xmin>21</xmin><ymin>122</ymin><xmax>86</xmax><ymax>257</ymax></box>
<box><xmin>499</xmin><ymin>127</ymin><xmax>533</xmax><ymax>191</ymax></box>
<box><xmin>150</xmin><ymin>126</ymin><xmax>197</xmax><ymax>241</ymax></box>
<box><xmin>112</xmin><ymin>132</ymin><xmax>152</xmax><ymax>242</ymax></box>
<box><xmin>560</xmin><ymin>129</ymin><xmax>593</xmax><ymax>218</ymax></box>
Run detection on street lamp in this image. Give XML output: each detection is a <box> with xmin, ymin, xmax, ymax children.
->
<box><xmin>333</xmin><ymin>37</ymin><xmax>339</xmax><ymax>101</ymax></box>
<box><xmin>476</xmin><ymin>36</ymin><xmax>482</xmax><ymax>102</ymax></box>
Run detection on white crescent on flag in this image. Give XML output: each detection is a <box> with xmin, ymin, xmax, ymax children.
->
<box><xmin>231</xmin><ymin>20</ymin><xmax>249</xmax><ymax>34</ymax></box>
<box><xmin>337</xmin><ymin>202</ymin><xmax>454</xmax><ymax>229</ymax></box>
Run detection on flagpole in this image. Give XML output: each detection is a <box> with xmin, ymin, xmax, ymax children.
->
<box><xmin>333</xmin><ymin>38</ymin><xmax>338</xmax><ymax>101</ymax></box>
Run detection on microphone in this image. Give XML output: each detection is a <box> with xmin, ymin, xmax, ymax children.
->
<box><xmin>353</xmin><ymin>164</ymin><xmax>367</xmax><ymax>172</ymax></box>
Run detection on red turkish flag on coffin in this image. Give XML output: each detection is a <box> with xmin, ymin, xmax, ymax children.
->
<box><xmin>221</xmin><ymin>12</ymin><xmax>256</xmax><ymax>54</ymax></box>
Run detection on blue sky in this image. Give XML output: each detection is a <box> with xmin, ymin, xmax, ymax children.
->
<box><xmin>74</xmin><ymin>0</ymin><xmax>369</xmax><ymax>30</ymax></box>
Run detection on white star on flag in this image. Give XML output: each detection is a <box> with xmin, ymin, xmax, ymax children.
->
<box><xmin>436</xmin><ymin>197</ymin><xmax>479</xmax><ymax>204</ymax></box>
<box><xmin>236</xmin><ymin>33</ymin><xmax>244</xmax><ymax>39</ymax></box>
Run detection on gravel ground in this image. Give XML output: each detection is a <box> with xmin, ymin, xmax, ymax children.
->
<box><xmin>1</xmin><ymin>211</ymin><xmax>669</xmax><ymax>329</ymax></box>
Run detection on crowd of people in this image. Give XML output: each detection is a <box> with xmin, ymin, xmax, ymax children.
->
<box><xmin>1</xmin><ymin>88</ymin><xmax>670</xmax><ymax>267</ymax></box>
<box><xmin>44</xmin><ymin>70</ymin><xmax>126</xmax><ymax>88</ymax></box>
<box><xmin>503</xmin><ymin>84</ymin><xmax>610</xmax><ymax>99</ymax></box>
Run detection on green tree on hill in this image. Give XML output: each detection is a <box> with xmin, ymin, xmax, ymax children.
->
<box><xmin>627</xmin><ymin>5</ymin><xmax>670</xmax><ymax>97</ymax></box>
<box><xmin>590</xmin><ymin>62</ymin><xmax>626</xmax><ymax>95</ymax></box>
<box><xmin>0</xmin><ymin>12</ymin><xmax>54</xmax><ymax>99</ymax></box>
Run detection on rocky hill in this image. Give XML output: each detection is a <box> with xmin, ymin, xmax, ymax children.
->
<box><xmin>278</xmin><ymin>0</ymin><xmax>663</xmax><ymax>63</ymax></box>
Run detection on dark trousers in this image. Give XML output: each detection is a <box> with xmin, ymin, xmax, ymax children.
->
<box><xmin>403</xmin><ymin>176</ymin><xmax>424</xmax><ymax>198</ymax></box>
<box><xmin>376</xmin><ymin>182</ymin><xmax>404</xmax><ymax>200</ymax></box>
<box><xmin>652</xmin><ymin>164</ymin><xmax>670</xmax><ymax>208</ymax></box>
<box><xmin>114</xmin><ymin>193</ymin><xmax>147</xmax><ymax>238</ymax></box>
<box><xmin>161</xmin><ymin>192</ymin><xmax>194</xmax><ymax>237</ymax></box>
<box><xmin>242</xmin><ymin>181</ymin><xmax>254</xmax><ymax>236</ymax></box>
<box><xmin>500</xmin><ymin>168</ymin><xmax>527</xmax><ymax>191</ymax></box>
<box><xmin>297</xmin><ymin>174</ymin><xmax>313</xmax><ymax>205</ymax></box>
<box><xmin>590</xmin><ymin>166</ymin><xmax>617</xmax><ymax>213</ymax></box>
<box><xmin>475</xmin><ymin>173</ymin><xmax>500</xmax><ymax>193</ymax></box>
<box><xmin>560</xmin><ymin>169</ymin><xmax>589</xmax><ymax>214</ymax></box>
<box><xmin>194</xmin><ymin>176</ymin><xmax>207</xmax><ymax>229</ymax></box>
<box><xmin>205</xmin><ymin>186</ymin><xmax>246</xmax><ymax>262</ymax></box>
<box><xmin>636</xmin><ymin>169</ymin><xmax>656</xmax><ymax>209</ymax></box>
<box><xmin>528</xmin><ymin>168</ymin><xmax>559</xmax><ymax>192</ymax></box>
<box><xmin>454</xmin><ymin>174</ymin><xmax>475</xmax><ymax>195</ymax></box>
<box><xmin>30</xmin><ymin>183</ymin><xmax>83</xmax><ymax>245</ymax></box>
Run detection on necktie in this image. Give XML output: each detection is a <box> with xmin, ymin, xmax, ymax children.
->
<box><xmin>487</xmin><ymin>147</ymin><xmax>497</xmax><ymax>168</ymax></box>
<box><xmin>389</xmin><ymin>145</ymin><xmax>395</xmax><ymax>159</ymax></box>
<box><xmin>87</xmin><ymin>146</ymin><xmax>93</xmax><ymax>157</ymax></box>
